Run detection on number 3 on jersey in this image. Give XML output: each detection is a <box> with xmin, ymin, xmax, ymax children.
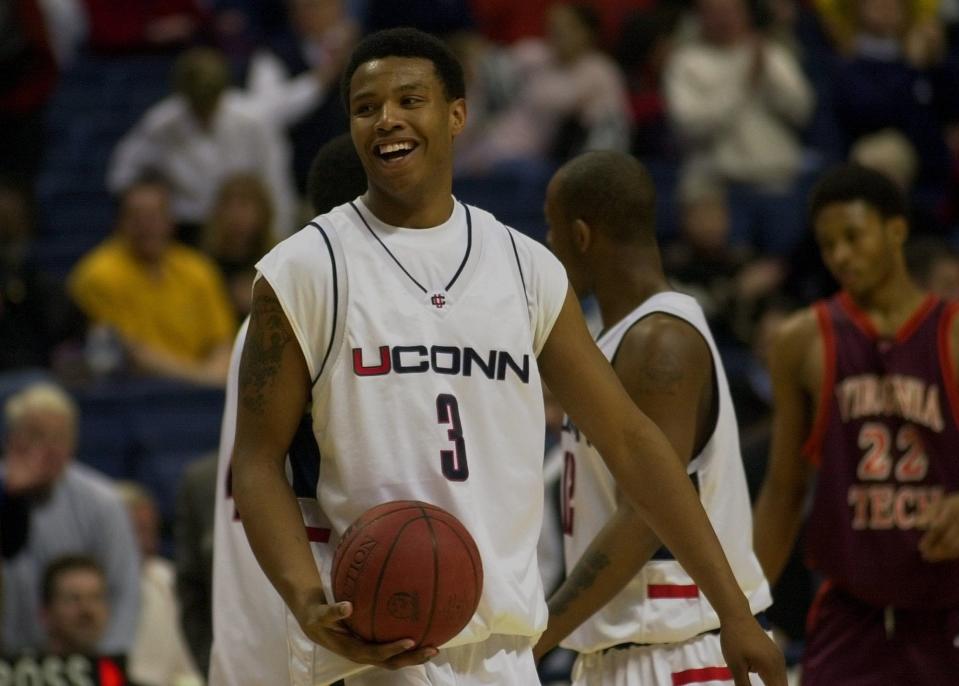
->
<box><xmin>437</xmin><ymin>394</ymin><xmax>469</xmax><ymax>480</ymax></box>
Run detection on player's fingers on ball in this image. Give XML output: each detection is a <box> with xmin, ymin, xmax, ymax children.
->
<box><xmin>382</xmin><ymin>647</ymin><xmax>437</xmax><ymax>670</ymax></box>
<box><xmin>366</xmin><ymin>638</ymin><xmax>417</xmax><ymax>663</ymax></box>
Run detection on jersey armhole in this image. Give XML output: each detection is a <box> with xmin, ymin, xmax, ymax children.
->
<box><xmin>800</xmin><ymin>302</ymin><xmax>835</xmax><ymax>467</ymax></box>
<box><xmin>609</xmin><ymin>310</ymin><xmax>715</xmax><ymax>474</ymax></box>
<box><xmin>936</xmin><ymin>301</ymin><xmax>959</xmax><ymax>428</ymax></box>
<box><xmin>309</xmin><ymin>221</ymin><xmax>348</xmax><ymax>389</ymax></box>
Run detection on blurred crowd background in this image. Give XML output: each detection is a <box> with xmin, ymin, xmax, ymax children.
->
<box><xmin>1</xmin><ymin>0</ymin><xmax>958</xmax><ymax>684</ymax></box>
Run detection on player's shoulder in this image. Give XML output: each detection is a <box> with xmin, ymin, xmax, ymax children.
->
<box><xmin>69</xmin><ymin>239</ymin><xmax>126</xmax><ymax>282</ymax></box>
<box><xmin>770</xmin><ymin>305</ymin><xmax>821</xmax><ymax>372</ymax></box>
<box><xmin>139</xmin><ymin>95</ymin><xmax>192</xmax><ymax>131</ymax></box>
<box><xmin>65</xmin><ymin>463</ymin><xmax>125</xmax><ymax>508</ymax></box>
<box><xmin>464</xmin><ymin>202</ymin><xmax>560</xmax><ymax>270</ymax></box>
<box><xmin>168</xmin><ymin>243</ymin><xmax>225</xmax><ymax>277</ymax></box>
<box><xmin>776</xmin><ymin>305</ymin><xmax>820</xmax><ymax>345</ymax></box>
<box><xmin>617</xmin><ymin>311</ymin><xmax>712</xmax><ymax>381</ymax></box>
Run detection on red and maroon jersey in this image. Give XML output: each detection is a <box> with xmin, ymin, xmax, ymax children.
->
<box><xmin>802</xmin><ymin>293</ymin><xmax>959</xmax><ymax>609</ymax></box>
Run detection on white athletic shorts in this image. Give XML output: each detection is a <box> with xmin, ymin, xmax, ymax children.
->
<box><xmin>570</xmin><ymin>631</ymin><xmax>765</xmax><ymax>686</ymax></box>
<box><xmin>344</xmin><ymin>634</ymin><xmax>539</xmax><ymax>686</ymax></box>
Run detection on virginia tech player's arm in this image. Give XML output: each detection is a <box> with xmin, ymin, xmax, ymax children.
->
<box><xmin>539</xmin><ymin>291</ymin><xmax>786</xmax><ymax>686</ymax></box>
<box><xmin>753</xmin><ymin>310</ymin><xmax>817</xmax><ymax>584</ymax></box>
<box><xmin>535</xmin><ymin>315</ymin><xmax>711</xmax><ymax>659</ymax></box>
<box><xmin>918</xmin><ymin>315</ymin><xmax>959</xmax><ymax>562</ymax></box>
<box><xmin>231</xmin><ymin>279</ymin><xmax>433</xmax><ymax>669</ymax></box>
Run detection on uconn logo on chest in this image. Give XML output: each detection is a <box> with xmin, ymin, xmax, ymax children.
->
<box><xmin>352</xmin><ymin>345</ymin><xmax>530</xmax><ymax>383</ymax></box>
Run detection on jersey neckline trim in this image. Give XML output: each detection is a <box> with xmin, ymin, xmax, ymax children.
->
<box><xmin>838</xmin><ymin>291</ymin><xmax>939</xmax><ymax>344</ymax></box>
<box><xmin>348</xmin><ymin>201</ymin><xmax>473</xmax><ymax>294</ymax></box>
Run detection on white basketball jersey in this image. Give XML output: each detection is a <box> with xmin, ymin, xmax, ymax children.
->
<box><xmin>560</xmin><ymin>292</ymin><xmax>771</xmax><ymax>653</ymax></box>
<box><xmin>209</xmin><ymin>319</ymin><xmax>369</xmax><ymax>686</ymax></box>
<box><xmin>256</xmin><ymin>198</ymin><xmax>568</xmax><ymax>684</ymax></box>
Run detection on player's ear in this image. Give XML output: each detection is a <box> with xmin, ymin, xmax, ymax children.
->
<box><xmin>572</xmin><ymin>218</ymin><xmax>592</xmax><ymax>255</ymax></box>
<box><xmin>449</xmin><ymin>98</ymin><xmax>467</xmax><ymax>138</ymax></box>
<box><xmin>887</xmin><ymin>215</ymin><xmax>908</xmax><ymax>245</ymax></box>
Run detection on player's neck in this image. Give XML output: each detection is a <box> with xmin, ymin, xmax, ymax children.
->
<box><xmin>846</xmin><ymin>270</ymin><xmax>927</xmax><ymax>330</ymax></box>
<box><xmin>594</xmin><ymin>251</ymin><xmax>670</xmax><ymax>329</ymax></box>
<box><xmin>362</xmin><ymin>186</ymin><xmax>454</xmax><ymax>228</ymax></box>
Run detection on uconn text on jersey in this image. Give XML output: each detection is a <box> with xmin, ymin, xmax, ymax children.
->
<box><xmin>352</xmin><ymin>345</ymin><xmax>531</xmax><ymax>383</ymax></box>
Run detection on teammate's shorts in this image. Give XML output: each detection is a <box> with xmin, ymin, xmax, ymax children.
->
<box><xmin>343</xmin><ymin>634</ymin><xmax>538</xmax><ymax>686</ymax></box>
<box><xmin>570</xmin><ymin>630</ymin><xmax>765</xmax><ymax>686</ymax></box>
<box><xmin>802</xmin><ymin>582</ymin><xmax>959</xmax><ymax>686</ymax></box>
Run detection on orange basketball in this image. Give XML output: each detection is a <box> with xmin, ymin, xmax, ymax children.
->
<box><xmin>331</xmin><ymin>500</ymin><xmax>483</xmax><ymax>648</ymax></box>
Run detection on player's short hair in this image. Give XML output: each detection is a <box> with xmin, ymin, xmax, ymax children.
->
<box><xmin>4</xmin><ymin>382</ymin><xmax>78</xmax><ymax>431</ymax></box>
<box><xmin>809</xmin><ymin>163</ymin><xmax>907</xmax><ymax>222</ymax></box>
<box><xmin>341</xmin><ymin>28</ymin><xmax>466</xmax><ymax>111</ymax></box>
<box><xmin>306</xmin><ymin>134</ymin><xmax>368</xmax><ymax>214</ymax></box>
<box><xmin>553</xmin><ymin>151</ymin><xmax>657</xmax><ymax>244</ymax></box>
<box><xmin>42</xmin><ymin>554</ymin><xmax>104</xmax><ymax>606</ymax></box>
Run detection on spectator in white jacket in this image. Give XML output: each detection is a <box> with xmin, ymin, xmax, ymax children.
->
<box><xmin>664</xmin><ymin>0</ymin><xmax>814</xmax><ymax>253</ymax></box>
<box><xmin>107</xmin><ymin>47</ymin><xmax>298</xmax><ymax>240</ymax></box>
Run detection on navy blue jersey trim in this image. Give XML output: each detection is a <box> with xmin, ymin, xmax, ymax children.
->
<box><xmin>350</xmin><ymin>202</ymin><xmax>428</xmax><ymax>294</ymax></box>
<box><xmin>289</xmin><ymin>414</ymin><xmax>321</xmax><ymax>498</ymax></box>
<box><xmin>445</xmin><ymin>204</ymin><xmax>472</xmax><ymax>290</ymax></box>
<box><xmin>310</xmin><ymin>221</ymin><xmax>339</xmax><ymax>384</ymax></box>
<box><xmin>504</xmin><ymin>227</ymin><xmax>530</xmax><ymax>311</ymax></box>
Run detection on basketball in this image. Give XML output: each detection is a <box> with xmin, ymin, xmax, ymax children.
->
<box><xmin>331</xmin><ymin>500</ymin><xmax>483</xmax><ymax>648</ymax></box>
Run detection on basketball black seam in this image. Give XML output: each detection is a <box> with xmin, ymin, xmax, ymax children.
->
<box><xmin>416</xmin><ymin>506</ymin><xmax>440</xmax><ymax>647</ymax></box>
<box><xmin>436</xmin><ymin>518</ymin><xmax>482</xmax><ymax>614</ymax></box>
<box><xmin>332</xmin><ymin>504</ymin><xmax>434</xmax><ymax>583</ymax></box>
<box><xmin>369</xmin><ymin>514</ymin><xmax>428</xmax><ymax>642</ymax></box>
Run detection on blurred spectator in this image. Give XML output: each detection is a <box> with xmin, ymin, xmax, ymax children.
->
<box><xmin>364</xmin><ymin>0</ymin><xmax>475</xmax><ymax>35</ymax></box>
<box><xmin>446</xmin><ymin>29</ymin><xmax>520</xmax><ymax>145</ymax></box>
<box><xmin>906</xmin><ymin>236</ymin><xmax>959</xmax><ymax>298</ymax></box>
<box><xmin>202</xmin><ymin>174</ymin><xmax>277</xmax><ymax>320</ymax></box>
<box><xmin>468</xmin><ymin>0</ymin><xmax>553</xmax><ymax>44</ymax></box>
<box><xmin>37</xmin><ymin>0</ymin><xmax>87</xmax><ymax>66</ymax></box>
<box><xmin>814</xmin><ymin>0</ymin><xmax>939</xmax><ymax>53</ymax></box>
<box><xmin>79</xmin><ymin>0</ymin><xmax>205</xmax><ymax>55</ymax></box>
<box><xmin>831</xmin><ymin>0</ymin><xmax>959</xmax><ymax>190</ymax></box>
<box><xmin>208</xmin><ymin>0</ymin><xmax>290</xmax><ymax>69</ymax></box>
<box><xmin>615</xmin><ymin>4</ymin><xmax>683</xmax><ymax>157</ymax></box>
<box><xmin>0</xmin><ymin>0</ymin><xmax>58</xmax><ymax>190</ymax></box>
<box><xmin>456</xmin><ymin>3</ymin><xmax>632</xmax><ymax>175</ymax></box>
<box><xmin>174</xmin><ymin>454</ymin><xmax>216</xmax><ymax>678</ymax></box>
<box><xmin>254</xmin><ymin>0</ymin><xmax>357</xmax><ymax>195</ymax></box>
<box><xmin>68</xmin><ymin>177</ymin><xmax>236</xmax><ymax>387</ymax></box>
<box><xmin>118</xmin><ymin>482</ymin><xmax>201</xmax><ymax>686</ymax></box>
<box><xmin>1</xmin><ymin>383</ymin><xmax>140</xmax><ymax>655</ymax></box>
<box><xmin>664</xmin><ymin>0</ymin><xmax>814</xmax><ymax>254</ymax></box>
<box><xmin>107</xmin><ymin>47</ymin><xmax>297</xmax><ymax>239</ymax></box>
<box><xmin>850</xmin><ymin>127</ymin><xmax>919</xmax><ymax>192</ymax></box>
<box><xmin>0</xmin><ymin>181</ymin><xmax>86</xmax><ymax>372</ymax></box>
<box><xmin>664</xmin><ymin>175</ymin><xmax>786</xmax><ymax>345</ymax></box>
<box><xmin>850</xmin><ymin>128</ymin><xmax>945</xmax><ymax>235</ymax></box>
<box><xmin>41</xmin><ymin>555</ymin><xmax>109</xmax><ymax>655</ymax></box>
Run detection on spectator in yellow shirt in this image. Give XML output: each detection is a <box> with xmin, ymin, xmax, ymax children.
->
<box><xmin>68</xmin><ymin>177</ymin><xmax>236</xmax><ymax>386</ymax></box>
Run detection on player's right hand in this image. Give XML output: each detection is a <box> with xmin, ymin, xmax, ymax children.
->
<box><xmin>294</xmin><ymin>591</ymin><xmax>438</xmax><ymax>670</ymax></box>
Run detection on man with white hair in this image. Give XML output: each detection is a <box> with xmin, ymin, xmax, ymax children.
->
<box><xmin>0</xmin><ymin>382</ymin><xmax>140</xmax><ymax>655</ymax></box>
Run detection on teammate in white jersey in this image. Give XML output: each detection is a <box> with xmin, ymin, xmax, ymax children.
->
<box><xmin>231</xmin><ymin>28</ymin><xmax>785</xmax><ymax>686</ymax></box>
<box><xmin>209</xmin><ymin>135</ymin><xmax>367</xmax><ymax>686</ymax></box>
<box><xmin>533</xmin><ymin>151</ymin><xmax>773</xmax><ymax>685</ymax></box>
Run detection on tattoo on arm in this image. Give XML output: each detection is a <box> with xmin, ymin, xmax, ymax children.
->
<box><xmin>550</xmin><ymin>550</ymin><xmax>611</xmax><ymax>616</ymax></box>
<box><xmin>639</xmin><ymin>347</ymin><xmax>685</xmax><ymax>396</ymax></box>
<box><xmin>240</xmin><ymin>290</ymin><xmax>294</xmax><ymax>414</ymax></box>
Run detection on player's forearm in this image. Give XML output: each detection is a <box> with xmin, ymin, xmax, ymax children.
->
<box><xmin>233</xmin><ymin>450</ymin><xmax>324</xmax><ymax>611</ymax></box>
<box><xmin>753</xmin><ymin>460</ymin><xmax>809</xmax><ymax>584</ymax></box>
<box><xmin>536</xmin><ymin>506</ymin><xmax>660</xmax><ymax>659</ymax></box>
<box><xmin>601</xmin><ymin>415</ymin><xmax>752</xmax><ymax>621</ymax></box>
